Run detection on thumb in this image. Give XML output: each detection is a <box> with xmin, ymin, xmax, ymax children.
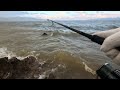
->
<box><xmin>92</xmin><ymin>27</ymin><xmax>120</xmax><ymax>38</ymax></box>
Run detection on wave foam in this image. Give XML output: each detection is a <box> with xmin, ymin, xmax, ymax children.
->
<box><xmin>0</xmin><ymin>47</ymin><xmax>16</xmax><ymax>59</ymax></box>
<box><xmin>82</xmin><ymin>62</ymin><xmax>96</xmax><ymax>75</ymax></box>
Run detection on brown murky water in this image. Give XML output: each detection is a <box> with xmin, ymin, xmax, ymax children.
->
<box><xmin>0</xmin><ymin>21</ymin><xmax>118</xmax><ymax>79</ymax></box>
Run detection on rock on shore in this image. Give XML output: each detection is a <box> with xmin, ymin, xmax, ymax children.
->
<box><xmin>0</xmin><ymin>56</ymin><xmax>55</xmax><ymax>79</ymax></box>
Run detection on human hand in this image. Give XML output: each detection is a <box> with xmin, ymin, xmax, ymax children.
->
<box><xmin>93</xmin><ymin>28</ymin><xmax>120</xmax><ymax>64</ymax></box>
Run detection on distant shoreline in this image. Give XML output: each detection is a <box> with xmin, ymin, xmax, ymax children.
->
<box><xmin>0</xmin><ymin>17</ymin><xmax>120</xmax><ymax>22</ymax></box>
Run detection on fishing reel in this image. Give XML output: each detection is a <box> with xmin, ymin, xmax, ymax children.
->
<box><xmin>96</xmin><ymin>63</ymin><xmax>120</xmax><ymax>79</ymax></box>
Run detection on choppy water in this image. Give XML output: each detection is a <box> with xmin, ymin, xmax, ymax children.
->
<box><xmin>0</xmin><ymin>20</ymin><xmax>120</xmax><ymax>79</ymax></box>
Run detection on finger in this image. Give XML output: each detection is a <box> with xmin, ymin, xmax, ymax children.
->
<box><xmin>92</xmin><ymin>27</ymin><xmax>120</xmax><ymax>38</ymax></box>
<box><xmin>105</xmin><ymin>49</ymin><xmax>119</xmax><ymax>59</ymax></box>
<box><xmin>105</xmin><ymin>49</ymin><xmax>120</xmax><ymax>65</ymax></box>
<box><xmin>100</xmin><ymin>31</ymin><xmax>120</xmax><ymax>52</ymax></box>
<box><xmin>113</xmin><ymin>53</ymin><xmax>120</xmax><ymax>65</ymax></box>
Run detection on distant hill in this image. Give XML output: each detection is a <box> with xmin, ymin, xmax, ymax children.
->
<box><xmin>91</xmin><ymin>17</ymin><xmax>120</xmax><ymax>21</ymax></box>
<box><xmin>0</xmin><ymin>17</ymin><xmax>120</xmax><ymax>22</ymax></box>
<box><xmin>0</xmin><ymin>17</ymin><xmax>45</xmax><ymax>22</ymax></box>
<box><xmin>56</xmin><ymin>17</ymin><xmax>120</xmax><ymax>22</ymax></box>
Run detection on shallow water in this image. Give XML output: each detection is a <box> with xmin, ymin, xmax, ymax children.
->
<box><xmin>0</xmin><ymin>20</ymin><xmax>119</xmax><ymax>79</ymax></box>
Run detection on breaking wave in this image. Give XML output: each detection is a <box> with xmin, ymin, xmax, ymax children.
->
<box><xmin>0</xmin><ymin>48</ymin><xmax>97</xmax><ymax>79</ymax></box>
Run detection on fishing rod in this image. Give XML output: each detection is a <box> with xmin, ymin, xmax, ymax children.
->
<box><xmin>47</xmin><ymin>19</ymin><xmax>120</xmax><ymax>51</ymax></box>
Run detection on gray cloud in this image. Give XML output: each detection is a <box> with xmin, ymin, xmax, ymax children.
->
<box><xmin>0</xmin><ymin>11</ymin><xmax>28</xmax><ymax>17</ymax></box>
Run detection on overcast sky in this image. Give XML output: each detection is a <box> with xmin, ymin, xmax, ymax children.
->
<box><xmin>1</xmin><ymin>11</ymin><xmax>120</xmax><ymax>20</ymax></box>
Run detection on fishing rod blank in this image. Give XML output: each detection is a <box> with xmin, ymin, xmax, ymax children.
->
<box><xmin>47</xmin><ymin>19</ymin><xmax>120</xmax><ymax>51</ymax></box>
